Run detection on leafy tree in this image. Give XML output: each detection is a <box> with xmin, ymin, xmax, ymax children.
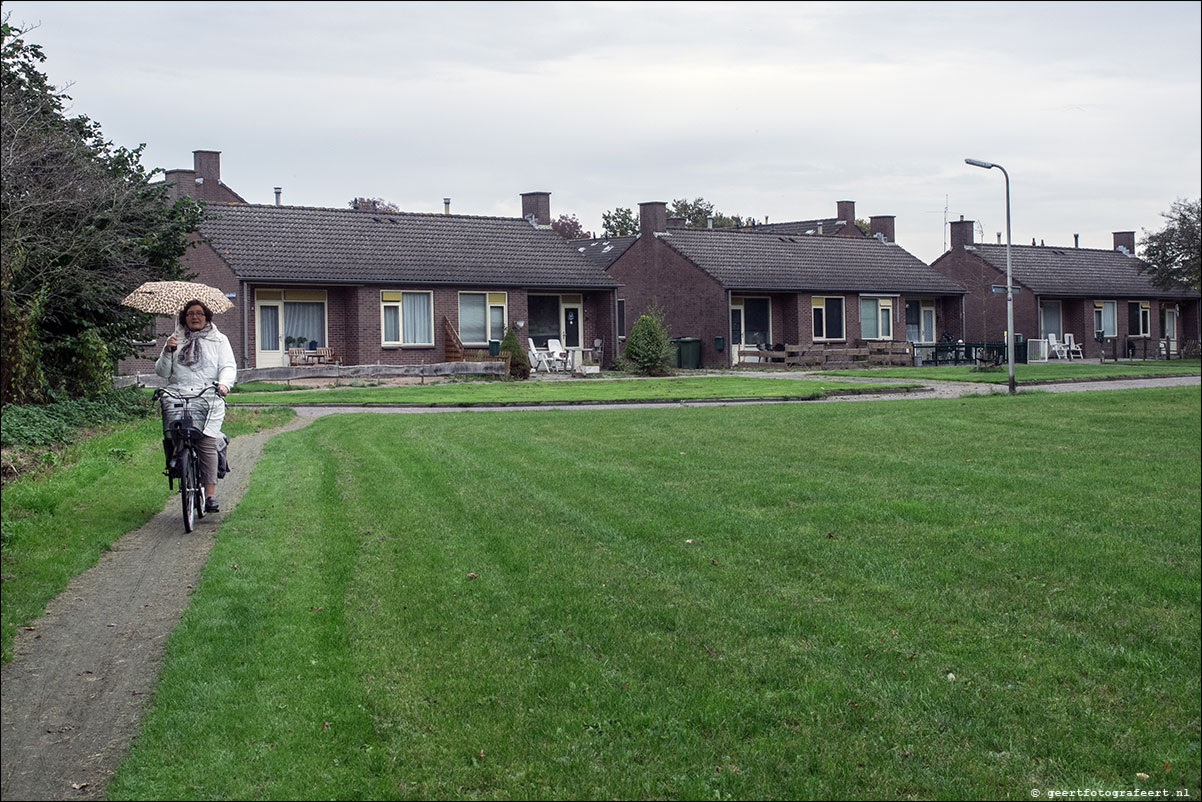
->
<box><xmin>855</xmin><ymin>218</ymin><xmax>871</xmax><ymax>236</ymax></box>
<box><xmin>624</xmin><ymin>302</ymin><xmax>672</xmax><ymax>375</ymax></box>
<box><xmin>1</xmin><ymin>19</ymin><xmax>203</xmax><ymax>404</ymax></box>
<box><xmin>669</xmin><ymin>197</ymin><xmax>743</xmax><ymax>229</ymax></box>
<box><xmin>601</xmin><ymin>207</ymin><xmax>638</xmax><ymax>237</ymax></box>
<box><xmin>349</xmin><ymin>197</ymin><xmax>400</xmax><ymax>212</ymax></box>
<box><xmin>550</xmin><ymin>213</ymin><xmax>586</xmax><ymax>240</ymax></box>
<box><xmin>1139</xmin><ymin>198</ymin><xmax>1200</xmax><ymax>293</ymax></box>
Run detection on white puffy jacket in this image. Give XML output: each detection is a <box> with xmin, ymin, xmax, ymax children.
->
<box><xmin>155</xmin><ymin>323</ymin><xmax>237</xmax><ymax>438</ymax></box>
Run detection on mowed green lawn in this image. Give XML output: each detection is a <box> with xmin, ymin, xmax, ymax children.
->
<box><xmin>110</xmin><ymin>388</ymin><xmax>1201</xmax><ymax>800</ymax></box>
<box><xmin>826</xmin><ymin>359</ymin><xmax>1200</xmax><ymax>383</ymax></box>
<box><xmin>226</xmin><ymin>376</ymin><xmax>909</xmax><ymax>405</ymax></box>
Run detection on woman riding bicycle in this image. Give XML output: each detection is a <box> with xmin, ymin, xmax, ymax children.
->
<box><xmin>156</xmin><ymin>299</ymin><xmax>237</xmax><ymax>512</ymax></box>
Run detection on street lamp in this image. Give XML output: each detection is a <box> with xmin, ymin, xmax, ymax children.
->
<box><xmin>965</xmin><ymin>158</ymin><xmax>1016</xmax><ymax>394</ymax></box>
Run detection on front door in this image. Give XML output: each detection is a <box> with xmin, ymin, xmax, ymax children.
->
<box><xmin>730</xmin><ymin>297</ymin><xmax>770</xmax><ymax>364</ymax></box>
<box><xmin>255</xmin><ymin>295</ymin><xmax>284</xmax><ymax>367</ymax></box>
<box><xmin>1163</xmin><ymin>307</ymin><xmax>1179</xmax><ymax>355</ymax></box>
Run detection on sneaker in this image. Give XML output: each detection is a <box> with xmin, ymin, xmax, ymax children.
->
<box><xmin>204</xmin><ymin>498</ymin><xmax>220</xmax><ymax>513</ymax></box>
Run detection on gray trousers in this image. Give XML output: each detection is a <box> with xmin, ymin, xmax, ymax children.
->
<box><xmin>177</xmin><ymin>435</ymin><xmax>219</xmax><ymax>487</ymax></box>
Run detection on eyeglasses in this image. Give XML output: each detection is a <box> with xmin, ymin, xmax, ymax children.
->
<box><xmin>185</xmin><ymin>311</ymin><xmax>206</xmax><ymax>318</ymax></box>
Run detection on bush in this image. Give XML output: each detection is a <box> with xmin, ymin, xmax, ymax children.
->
<box><xmin>624</xmin><ymin>305</ymin><xmax>673</xmax><ymax>375</ymax></box>
<box><xmin>0</xmin><ymin>386</ymin><xmax>153</xmax><ymax>447</ymax></box>
<box><xmin>499</xmin><ymin>326</ymin><xmax>530</xmax><ymax>380</ymax></box>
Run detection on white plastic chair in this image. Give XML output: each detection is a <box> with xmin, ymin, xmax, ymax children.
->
<box><xmin>1047</xmin><ymin>333</ymin><xmax>1069</xmax><ymax>359</ymax></box>
<box><xmin>527</xmin><ymin>338</ymin><xmax>554</xmax><ymax>373</ymax></box>
<box><xmin>547</xmin><ymin>339</ymin><xmax>571</xmax><ymax>371</ymax></box>
<box><xmin>1064</xmin><ymin>333</ymin><xmax>1083</xmax><ymax>360</ymax></box>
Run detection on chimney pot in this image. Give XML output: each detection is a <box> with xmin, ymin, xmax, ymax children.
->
<box><xmin>639</xmin><ymin>201</ymin><xmax>668</xmax><ymax>236</ymax></box>
<box><xmin>193</xmin><ymin>150</ymin><xmax>221</xmax><ymax>182</ymax></box>
<box><xmin>869</xmin><ymin>215</ymin><xmax>895</xmax><ymax>243</ymax></box>
<box><xmin>706</xmin><ymin>215</ymin><xmax>713</xmax><ymax>230</ymax></box>
<box><xmin>949</xmin><ymin>218</ymin><xmax>976</xmax><ymax>251</ymax></box>
<box><xmin>444</xmin><ymin>197</ymin><xmax>451</xmax><ymax>214</ymax></box>
<box><xmin>520</xmin><ymin>192</ymin><xmax>551</xmax><ymax>225</ymax></box>
<box><xmin>836</xmin><ymin>200</ymin><xmax>856</xmax><ymax>226</ymax></box>
<box><xmin>274</xmin><ymin>187</ymin><xmax>282</xmax><ymax>206</ymax></box>
<box><xmin>1074</xmin><ymin>233</ymin><xmax>1079</xmax><ymax>248</ymax></box>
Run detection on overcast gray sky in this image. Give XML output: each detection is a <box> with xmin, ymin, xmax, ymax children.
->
<box><xmin>6</xmin><ymin>0</ymin><xmax>1200</xmax><ymax>263</ymax></box>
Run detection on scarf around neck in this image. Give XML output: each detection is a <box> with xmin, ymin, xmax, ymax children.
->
<box><xmin>178</xmin><ymin>323</ymin><xmax>214</xmax><ymax>366</ymax></box>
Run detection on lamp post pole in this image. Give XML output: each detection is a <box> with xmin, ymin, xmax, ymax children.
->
<box><xmin>965</xmin><ymin>158</ymin><xmax>1016</xmax><ymax>394</ymax></box>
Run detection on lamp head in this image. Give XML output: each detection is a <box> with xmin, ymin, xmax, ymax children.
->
<box><xmin>965</xmin><ymin>158</ymin><xmax>995</xmax><ymax>169</ymax></box>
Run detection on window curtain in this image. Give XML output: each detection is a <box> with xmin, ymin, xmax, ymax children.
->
<box><xmin>402</xmin><ymin>293</ymin><xmax>431</xmax><ymax>344</ymax></box>
<box><xmin>459</xmin><ymin>294</ymin><xmax>487</xmax><ymax>342</ymax></box>
<box><xmin>860</xmin><ymin>298</ymin><xmax>879</xmax><ymax>339</ymax></box>
<box><xmin>284</xmin><ymin>302</ymin><xmax>324</xmax><ymax>347</ymax></box>
<box><xmin>260</xmin><ymin>305</ymin><xmax>280</xmax><ymax>350</ymax></box>
<box><xmin>383</xmin><ymin>306</ymin><xmax>400</xmax><ymax>343</ymax></box>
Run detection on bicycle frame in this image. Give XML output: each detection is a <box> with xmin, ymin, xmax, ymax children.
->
<box><xmin>155</xmin><ymin>385</ymin><xmax>220</xmax><ymax>533</ymax></box>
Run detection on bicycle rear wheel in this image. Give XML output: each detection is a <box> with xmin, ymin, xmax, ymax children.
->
<box><xmin>181</xmin><ymin>449</ymin><xmax>197</xmax><ymax>533</ymax></box>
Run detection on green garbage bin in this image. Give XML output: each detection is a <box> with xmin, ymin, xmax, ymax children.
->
<box><xmin>673</xmin><ymin>337</ymin><xmax>702</xmax><ymax>369</ymax></box>
<box><xmin>488</xmin><ymin>339</ymin><xmax>501</xmax><ymax>356</ymax></box>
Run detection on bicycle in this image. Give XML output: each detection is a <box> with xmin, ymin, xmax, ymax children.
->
<box><xmin>155</xmin><ymin>384</ymin><xmax>221</xmax><ymax>533</ymax></box>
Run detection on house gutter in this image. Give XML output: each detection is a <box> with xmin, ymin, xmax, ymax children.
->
<box><xmin>727</xmin><ymin>288</ymin><xmax>733</xmax><ymax>368</ymax></box>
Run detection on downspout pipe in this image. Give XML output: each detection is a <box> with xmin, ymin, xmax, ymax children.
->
<box><xmin>242</xmin><ymin>281</ymin><xmax>249</xmax><ymax>366</ymax></box>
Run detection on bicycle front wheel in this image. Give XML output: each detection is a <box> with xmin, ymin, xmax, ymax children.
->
<box><xmin>181</xmin><ymin>449</ymin><xmax>197</xmax><ymax>533</ymax></box>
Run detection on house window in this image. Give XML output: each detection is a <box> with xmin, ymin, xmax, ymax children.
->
<box><xmin>381</xmin><ymin>291</ymin><xmax>433</xmax><ymax>346</ymax></box>
<box><xmin>256</xmin><ymin>289</ymin><xmax>327</xmax><ymax>357</ymax></box>
<box><xmin>812</xmin><ymin>296</ymin><xmax>844</xmax><ymax>341</ymax></box>
<box><xmin>859</xmin><ymin>297</ymin><xmax>893</xmax><ymax>340</ymax></box>
<box><xmin>1093</xmin><ymin>300</ymin><xmax>1116</xmax><ymax>338</ymax></box>
<box><xmin>1128</xmin><ymin>301</ymin><xmax>1150</xmax><ymax>337</ymax></box>
<box><xmin>1040</xmin><ymin>300</ymin><xmax>1062</xmax><ymax>340</ymax></box>
<box><xmin>529</xmin><ymin>295</ymin><xmax>561</xmax><ymax>347</ymax></box>
<box><xmin>458</xmin><ymin>292</ymin><xmax>507</xmax><ymax>344</ymax></box>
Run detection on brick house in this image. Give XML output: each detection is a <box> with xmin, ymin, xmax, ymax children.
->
<box><xmin>606</xmin><ymin>201</ymin><xmax>965</xmax><ymax>368</ymax></box>
<box><xmin>120</xmin><ymin>179</ymin><xmax>619</xmax><ymax>373</ymax></box>
<box><xmin>930</xmin><ymin>218</ymin><xmax>1201</xmax><ymax>359</ymax></box>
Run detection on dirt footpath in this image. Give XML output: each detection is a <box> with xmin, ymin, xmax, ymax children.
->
<box><xmin>0</xmin><ymin>415</ymin><xmax>313</xmax><ymax>801</ymax></box>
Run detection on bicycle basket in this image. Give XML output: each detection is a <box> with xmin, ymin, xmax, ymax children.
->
<box><xmin>160</xmin><ymin>392</ymin><xmax>213</xmax><ymax>436</ymax></box>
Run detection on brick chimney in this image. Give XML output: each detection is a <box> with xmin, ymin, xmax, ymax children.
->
<box><xmin>667</xmin><ymin>216</ymin><xmax>687</xmax><ymax>229</ymax></box>
<box><xmin>1113</xmin><ymin>231</ymin><xmax>1136</xmax><ymax>254</ymax></box>
<box><xmin>949</xmin><ymin>216</ymin><xmax>975</xmax><ymax>251</ymax></box>
<box><xmin>193</xmin><ymin>150</ymin><xmax>221</xmax><ymax>184</ymax></box>
<box><xmin>639</xmin><ymin>201</ymin><xmax>668</xmax><ymax>236</ymax></box>
<box><xmin>869</xmin><ymin>215</ymin><xmax>895</xmax><ymax>243</ymax></box>
<box><xmin>836</xmin><ymin>200</ymin><xmax>856</xmax><ymax>225</ymax></box>
<box><xmin>520</xmin><ymin>192</ymin><xmax>551</xmax><ymax>225</ymax></box>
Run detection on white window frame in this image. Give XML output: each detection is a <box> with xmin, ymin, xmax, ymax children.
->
<box><xmin>381</xmin><ymin>290</ymin><xmax>434</xmax><ymax>347</ymax></box>
<box><xmin>458</xmin><ymin>291</ymin><xmax>508</xmax><ymax>346</ymax></box>
<box><xmin>812</xmin><ymin>296</ymin><xmax>845</xmax><ymax>341</ymax></box>
<box><xmin>1093</xmin><ymin>300</ymin><xmax>1117</xmax><ymax>338</ymax></box>
<box><xmin>859</xmin><ymin>296</ymin><xmax>894</xmax><ymax>341</ymax></box>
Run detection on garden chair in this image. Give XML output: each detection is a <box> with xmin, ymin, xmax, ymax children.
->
<box><xmin>589</xmin><ymin>338</ymin><xmax>604</xmax><ymax>365</ymax></box>
<box><xmin>1047</xmin><ymin>333</ymin><xmax>1069</xmax><ymax>360</ymax></box>
<box><xmin>1064</xmin><ymin>333</ymin><xmax>1083</xmax><ymax>360</ymax></box>
<box><xmin>547</xmin><ymin>339</ymin><xmax>571</xmax><ymax>371</ymax></box>
<box><xmin>527</xmin><ymin>338</ymin><xmax>565</xmax><ymax>373</ymax></box>
<box><xmin>287</xmin><ymin>348</ymin><xmax>309</xmax><ymax>366</ymax></box>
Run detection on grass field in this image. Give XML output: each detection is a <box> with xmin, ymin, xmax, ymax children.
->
<box><xmin>225</xmin><ymin>376</ymin><xmax>908</xmax><ymax>406</ymax></box>
<box><xmin>107</xmin><ymin>388</ymin><xmax>1201</xmax><ymax>800</ymax></box>
<box><xmin>0</xmin><ymin>407</ymin><xmax>294</xmax><ymax>663</ymax></box>
<box><xmin>824</xmin><ymin>359</ymin><xmax>1201</xmax><ymax>384</ymax></box>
